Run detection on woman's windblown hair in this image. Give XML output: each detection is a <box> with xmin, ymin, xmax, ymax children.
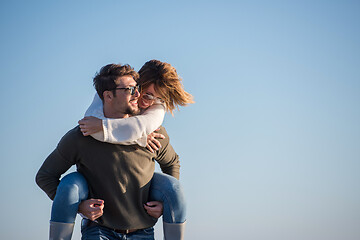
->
<box><xmin>138</xmin><ymin>60</ymin><xmax>194</xmax><ymax>115</ymax></box>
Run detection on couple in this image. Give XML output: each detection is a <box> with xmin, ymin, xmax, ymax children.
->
<box><xmin>36</xmin><ymin>60</ymin><xmax>194</xmax><ymax>240</ymax></box>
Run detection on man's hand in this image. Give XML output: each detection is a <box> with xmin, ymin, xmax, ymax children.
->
<box><xmin>78</xmin><ymin>116</ymin><xmax>103</xmax><ymax>136</ymax></box>
<box><xmin>146</xmin><ymin>128</ymin><xmax>165</xmax><ymax>153</ymax></box>
<box><xmin>78</xmin><ymin>199</ymin><xmax>104</xmax><ymax>221</ymax></box>
<box><xmin>144</xmin><ymin>201</ymin><xmax>163</xmax><ymax>218</ymax></box>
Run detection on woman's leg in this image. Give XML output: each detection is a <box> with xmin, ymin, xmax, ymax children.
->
<box><xmin>50</xmin><ymin>172</ymin><xmax>89</xmax><ymax>240</ymax></box>
<box><xmin>149</xmin><ymin>172</ymin><xmax>186</xmax><ymax>240</ymax></box>
<box><xmin>149</xmin><ymin>172</ymin><xmax>186</xmax><ymax>223</ymax></box>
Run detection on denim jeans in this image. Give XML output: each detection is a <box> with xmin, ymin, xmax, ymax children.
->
<box><xmin>51</xmin><ymin>172</ymin><xmax>186</xmax><ymax>224</ymax></box>
<box><xmin>81</xmin><ymin>221</ymin><xmax>154</xmax><ymax>240</ymax></box>
<box><xmin>51</xmin><ymin>172</ymin><xmax>89</xmax><ymax>223</ymax></box>
<box><xmin>148</xmin><ymin>172</ymin><xmax>186</xmax><ymax>223</ymax></box>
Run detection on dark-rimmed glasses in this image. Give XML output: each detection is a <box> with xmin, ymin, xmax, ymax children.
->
<box><xmin>112</xmin><ymin>85</ymin><xmax>140</xmax><ymax>95</ymax></box>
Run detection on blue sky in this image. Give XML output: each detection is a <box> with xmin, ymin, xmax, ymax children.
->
<box><xmin>1</xmin><ymin>1</ymin><xmax>359</xmax><ymax>239</ymax></box>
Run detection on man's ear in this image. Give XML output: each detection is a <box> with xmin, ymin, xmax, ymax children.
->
<box><xmin>103</xmin><ymin>91</ymin><xmax>113</xmax><ymax>103</ymax></box>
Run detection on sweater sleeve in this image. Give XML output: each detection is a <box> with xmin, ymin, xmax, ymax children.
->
<box><xmin>84</xmin><ymin>93</ymin><xmax>166</xmax><ymax>147</ymax></box>
<box><xmin>154</xmin><ymin>127</ymin><xmax>180</xmax><ymax>179</ymax></box>
<box><xmin>35</xmin><ymin>128</ymin><xmax>78</xmax><ymax>200</ymax></box>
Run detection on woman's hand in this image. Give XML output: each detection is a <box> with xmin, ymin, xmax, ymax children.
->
<box><xmin>144</xmin><ymin>201</ymin><xmax>163</xmax><ymax>219</ymax></box>
<box><xmin>78</xmin><ymin>116</ymin><xmax>103</xmax><ymax>136</ymax></box>
<box><xmin>146</xmin><ymin>128</ymin><xmax>165</xmax><ymax>153</ymax></box>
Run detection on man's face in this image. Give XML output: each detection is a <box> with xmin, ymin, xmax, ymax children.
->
<box><xmin>110</xmin><ymin>75</ymin><xmax>140</xmax><ymax>116</ymax></box>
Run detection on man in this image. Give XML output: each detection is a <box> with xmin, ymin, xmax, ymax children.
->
<box><xmin>36</xmin><ymin>63</ymin><xmax>180</xmax><ymax>239</ymax></box>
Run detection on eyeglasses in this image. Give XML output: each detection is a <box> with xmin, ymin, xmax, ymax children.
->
<box><xmin>142</xmin><ymin>93</ymin><xmax>164</xmax><ymax>104</ymax></box>
<box><xmin>112</xmin><ymin>85</ymin><xmax>140</xmax><ymax>95</ymax></box>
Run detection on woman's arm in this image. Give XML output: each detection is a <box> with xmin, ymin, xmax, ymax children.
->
<box><xmin>102</xmin><ymin>104</ymin><xmax>165</xmax><ymax>146</ymax></box>
<box><xmin>82</xmin><ymin>94</ymin><xmax>166</xmax><ymax>147</ymax></box>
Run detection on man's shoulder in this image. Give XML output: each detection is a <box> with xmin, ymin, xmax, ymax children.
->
<box><xmin>64</xmin><ymin>125</ymin><xmax>82</xmax><ymax>137</ymax></box>
<box><xmin>59</xmin><ymin>126</ymin><xmax>84</xmax><ymax>144</ymax></box>
<box><xmin>157</xmin><ymin>126</ymin><xmax>169</xmax><ymax>137</ymax></box>
<box><xmin>157</xmin><ymin>126</ymin><xmax>171</xmax><ymax>146</ymax></box>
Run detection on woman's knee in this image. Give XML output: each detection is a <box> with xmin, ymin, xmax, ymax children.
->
<box><xmin>151</xmin><ymin>173</ymin><xmax>187</xmax><ymax>223</ymax></box>
<box><xmin>151</xmin><ymin>173</ymin><xmax>186</xmax><ymax>210</ymax></box>
<box><xmin>57</xmin><ymin>172</ymin><xmax>88</xmax><ymax>200</ymax></box>
<box><xmin>152</xmin><ymin>173</ymin><xmax>182</xmax><ymax>195</ymax></box>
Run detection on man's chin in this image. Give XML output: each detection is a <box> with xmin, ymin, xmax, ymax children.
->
<box><xmin>125</xmin><ymin>107</ymin><xmax>140</xmax><ymax>116</ymax></box>
<box><xmin>133</xmin><ymin>108</ymin><xmax>141</xmax><ymax>115</ymax></box>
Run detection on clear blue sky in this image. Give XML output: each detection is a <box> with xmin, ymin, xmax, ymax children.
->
<box><xmin>1</xmin><ymin>1</ymin><xmax>359</xmax><ymax>239</ymax></box>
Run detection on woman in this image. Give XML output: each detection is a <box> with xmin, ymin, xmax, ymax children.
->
<box><xmin>50</xmin><ymin>60</ymin><xmax>194</xmax><ymax>240</ymax></box>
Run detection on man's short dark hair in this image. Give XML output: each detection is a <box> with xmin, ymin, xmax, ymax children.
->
<box><xmin>93</xmin><ymin>64</ymin><xmax>139</xmax><ymax>100</ymax></box>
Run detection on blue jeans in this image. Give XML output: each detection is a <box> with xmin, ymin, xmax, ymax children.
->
<box><xmin>51</xmin><ymin>172</ymin><xmax>89</xmax><ymax>223</ymax></box>
<box><xmin>148</xmin><ymin>173</ymin><xmax>186</xmax><ymax>223</ymax></box>
<box><xmin>51</xmin><ymin>172</ymin><xmax>186</xmax><ymax>224</ymax></box>
<box><xmin>81</xmin><ymin>221</ymin><xmax>154</xmax><ymax>240</ymax></box>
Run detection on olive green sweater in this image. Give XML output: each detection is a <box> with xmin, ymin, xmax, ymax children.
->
<box><xmin>36</xmin><ymin>126</ymin><xmax>180</xmax><ymax>230</ymax></box>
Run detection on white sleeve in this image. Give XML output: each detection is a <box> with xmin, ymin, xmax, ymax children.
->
<box><xmin>85</xmin><ymin>94</ymin><xmax>105</xmax><ymax>119</ymax></box>
<box><xmin>84</xmin><ymin>93</ymin><xmax>166</xmax><ymax>147</ymax></box>
<box><xmin>84</xmin><ymin>94</ymin><xmax>106</xmax><ymax>142</ymax></box>
<box><xmin>103</xmin><ymin>104</ymin><xmax>165</xmax><ymax>147</ymax></box>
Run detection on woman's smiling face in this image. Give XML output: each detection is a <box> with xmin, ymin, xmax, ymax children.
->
<box><xmin>138</xmin><ymin>83</ymin><xmax>163</xmax><ymax>109</ymax></box>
